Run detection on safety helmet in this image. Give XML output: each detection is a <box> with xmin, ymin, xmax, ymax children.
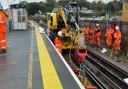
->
<box><xmin>57</xmin><ymin>31</ymin><xmax>62</xmax><ymax>37</ymax></box>
<box><xmin>96</xmin><ymin>24</ymin><xmax>99</xmax><ymax>26</ymax></box>
<box><xmin>115</xmin><ymin>26</ymin><xmax>119</xmax><ymax>31</ymax></box>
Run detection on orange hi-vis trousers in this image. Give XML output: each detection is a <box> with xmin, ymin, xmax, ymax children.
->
<box><xmin>0</xmin><ymin>11</ymin><xmax>7</xmax><ymax>50</ymax></box>
<box><xmin>95</xmin><ymin>33</ymin><xmax>101</xmax><ymax>47</ymax></box>
<box><xmin>90</xmin><ymin>33</ymin><xmax>95</xmax><ymax>46</ymax></box>
<box><xmin>113</xmin><ymin>39</ymin><xmax>121</xmax><ymax>50</ymax></box>
<box><xmin>84</xmin><ymin>32</ymin><xmax>88</xmax><ymax>42</ymax></box>
<box><xmin>106</xmin><ymin>35</ymin><xmax>112</xmax><ymax>47</ymax></box>
<box><xmin>0</xmin><ymin>32</ymin><xmax>6</xmax><ymax>50</ymax></box>
<box><xmin>113</xmin><ymin>39</ymin><xmax>121</xmax><ymax>55</ymax></box>
<box><xmin>0</xmin><ymin>24</ymin><xmax>7</xmax><ymax>50</ymax></box>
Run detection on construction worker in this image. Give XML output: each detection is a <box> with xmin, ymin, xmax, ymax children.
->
<box><xmin>90</xmin><ymin>25</ymin><xmax>95</xmax><ymax>46</ymax></box>
<box><xmin>105</xmin><ymin>25</ymin><xmax>114</xmax><ymax>48</ymax></box>
<box><xmin>84</xmin><ymin>25</ymin><xmax>89</xmax><ymax>43</ymax></box>
<box><xmin>79</xmin><ymin>30</ymin><xmax>85</xmax><ymax>48</ymax></box>
<box><xmin>0</xmin><ymin>6</ymin><xmax>8</xmax><ymax>53</ymax></box>
<box><xmin>95</xmin><ymin>24</ymin><xmax>101</xmax><ymax>48</ymax></box>
<box><xmin>113</xmin><ymin>26</ymin><xmax>121</xmax><ymax>58</ymax></box>
<box><xmin>55</xmin><ymin>31</ymin><xmax>62</xmax><ymax>53</ymax></box>
<box><xmin>111</xmin><ymin>23</ymin><xmax>116</xmax><ymax>32</ymax></box>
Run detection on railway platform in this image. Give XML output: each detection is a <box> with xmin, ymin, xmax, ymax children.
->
<box><xmin>0</xmin><ymin>26</ymin><xmax>84</xmax><ymax>89</ymax></box>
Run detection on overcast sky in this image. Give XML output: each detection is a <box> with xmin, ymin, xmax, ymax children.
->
<box><xmin>1</xmin><ymin>0</ymin><xmax>113</xmax><ymax>9</ymax></box>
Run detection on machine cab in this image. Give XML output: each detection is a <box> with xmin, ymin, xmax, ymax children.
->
<box><xmin>47</xmin><ymin>12</ymin><xmax>57</xmax><ymax>30</ymax></box>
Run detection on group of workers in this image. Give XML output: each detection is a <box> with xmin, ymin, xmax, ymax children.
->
<box><xmin>81</xmin><ymin>24</ymin><xmax>101</xmax><ymax>48</ymax></box>
<box><xmin>54</xmin><ymin>23</ymin><xmax>122</xmax><ymax>57</ymax></box>
<box><xmin>0</xmin><ymin>6</ymin><xmax>8</xmax><ymax>53</ymax></box>
<box><xmin>81</xmin><ymin>23</ymin><xmax>121</xmax><ymax>57</ymax></box>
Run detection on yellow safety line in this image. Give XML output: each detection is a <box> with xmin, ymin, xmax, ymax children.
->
<box><xmin>27</xmin><ymin>30</ymin><xmax>33</xmax><ymax>89</ymax></box>
<box><xmin>35</xmin><ymin>30</ymin><xmax>63</xmax><ymax>89</ymax></box>
<box><xmin>27</xmin><ymin>47</ymin><xmax>33</xmax><ymax>89</ymax></box>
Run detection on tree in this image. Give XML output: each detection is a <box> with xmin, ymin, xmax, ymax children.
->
<box><xmin>27</xmin><ymin>2</ymin><xmax>47</xmax><ymax>16</ymax></box>
<box><xmin>107</xmin><ymin>1</ymin><xmax>115</xmax><ymax>12</ymax></box>
<box><xmin>96</xmin><ymin>1</ymin><xmax>106</xmax><ymax>11</ymax></box>
<box><xmin>107</xmin><ymin>0</ymin><xmax>122</xmax><ymax>14</ymax></box>
<box><xmin>90</xmin><ymin>1</ymin><xmax>97</xmax><ymax>10</ymax></box>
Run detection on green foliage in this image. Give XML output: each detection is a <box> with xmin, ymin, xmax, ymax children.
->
<box><xmin>27</xmin><ymin>2</ymin><xmax>47</xmax><ymax>16</ymax></box>
<box><xmin>107</xmin><ymin>1</ymin><xmax>115</xmax><ymax>12</ymax></box>
<box><xmin>21</xmin><ymin>0</ymin><xmax>123</xmax><ymax>16</ymax></box>
<box><xmin>79</xmin><ymin>0</ymin><xmax>122</xmax><ymax>12</ymax></box>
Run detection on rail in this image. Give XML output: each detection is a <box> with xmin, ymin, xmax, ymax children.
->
<box><xmin>71</xmin><ymin>48</ymin><xmax>128</xmax><ymax>89</ymax></box>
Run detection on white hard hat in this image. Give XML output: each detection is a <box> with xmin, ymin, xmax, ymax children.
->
<box><xmin>96</xmin><ymin>24</ymin><xmax>99</xmax><ymax>26</ymax></box>
<box><xmin>57</xmin><ymin>31</ymin><xmax>62</xmax><ymax>37</ymax></box>
<box><xmin>115</xmin><ymin>26</ymin><xmax>119</xmax><ymax>31</ymax></box>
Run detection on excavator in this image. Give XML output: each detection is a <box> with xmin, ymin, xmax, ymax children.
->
<box><xmin>47</xmin><ymin>1</ymin><xmax>78</xmax><ymax>49</ymax></box>
<box><xmin>47</xmin><ymin>1</ymin><xmax>87</xmax><ymax>61</ymax></box>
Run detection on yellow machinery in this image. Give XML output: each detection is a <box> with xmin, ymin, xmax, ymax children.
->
<box><xmin>47</xmin><ymin>1</ymin><xmax>86</xmax><ymax>52</ymax></box>
<box><xmin>47</xmin><ymin>5</ymin><xmax>76</xmax><ymax>49</ymax></box>
<box><xmin>47</xmin><ymin>12</ymin><xmax>57</xmax><ymax>30</ymax></box>
<box><xmin>122</xmin><ymin>0</ymin><xmax>128</xmax><ymax>21</ymax></box>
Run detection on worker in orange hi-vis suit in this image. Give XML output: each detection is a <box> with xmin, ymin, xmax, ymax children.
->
<box><xmin>105</xmin><ymin>25</ymin><xmax>114</xmax><ymax>48</ymax></box>
<box><xmin>113</xmin><ymin>26</ymin><xmax>121</xmax><ymax>58</ymax></box>
<box><xmin>0</xmin><ymin>6</ymin><xmax>8</xmax><ymax>53</ymax></box>
<box><xmin>90</xmin><ymin>26</ymin><xmax>95</xmax><ymax>46</ymax></box>
<box><xmin>84</xmin><ymin>26</ymin><xmax>89</xmax><ymax>42</ymax></box>
<box><xmin>95</xmin><ymin>24</ymin><xmax>101</xmax><ymax>48</ymax></box>
<box><xmin>55</xmin><ymin>31</ymin><xmax>62</xmax><ymax>53</ymax></box>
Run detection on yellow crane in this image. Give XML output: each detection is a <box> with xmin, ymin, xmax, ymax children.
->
<box><xmin>47</xmin><ymin>5</ymin><xmax>75</xmax><ymax>49</ymax></box>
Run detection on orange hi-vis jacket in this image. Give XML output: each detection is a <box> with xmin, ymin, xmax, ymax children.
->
<box><xmin>84</xmin><ymin>27</ymin><xmax>89</xmax><ymax>41</ymax></box>
<box><xmin>106</xmin><ymin>28</ymin><xmax>113</xmax><ymax>46</ymax></box>
<box><xmin>90</xmin><ymin>27</ymin><xmax>95</xmax><ymax>45</ymax></box>
<box><xmin>95</xmin><ymin>26</ymin><xmax>101</xmax><ymax>38</ymax></box>
<box><xmin>0</xmin><ymin>11</ymin><xmax>7</xmax><ymax>32</ymax></box>
<box><xmin>95</xmin><ymin>26</ymin><xmax>101</xmax><ymax>47</ymax></box>
<box><xmin>106</xmin><ymin>28</ymin><xmax>113</xmax><ymax>39</ymax></box>
<box><xmin>0</xmin><ymin>11</ymin><xmax>7</xmax><ymax>50</ymax></box>
<box><xmin>55</xmin><ymin>37</ymin><xmax>62</xmax><ymax>53</ymax></box>
<box><xmin>113</xmin><ymin>31</ymin><xmax>121</xmax><ymax>50</ymax></box>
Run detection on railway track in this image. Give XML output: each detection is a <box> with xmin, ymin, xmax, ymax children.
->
<box><xmin>39</xmin><ymin>22</ymin><xmax>128</xmax><ymax>89</ymax></box>
<box><xmin>71</xmin><ymin>49</ymin><xmax>128</xmax><ymax>89</ymax></box>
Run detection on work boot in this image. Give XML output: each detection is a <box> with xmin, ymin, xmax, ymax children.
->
<box><xmin>1</xmin><ymin>49</ymin><xmax>7</xmax><ymax>53</ymax></box>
